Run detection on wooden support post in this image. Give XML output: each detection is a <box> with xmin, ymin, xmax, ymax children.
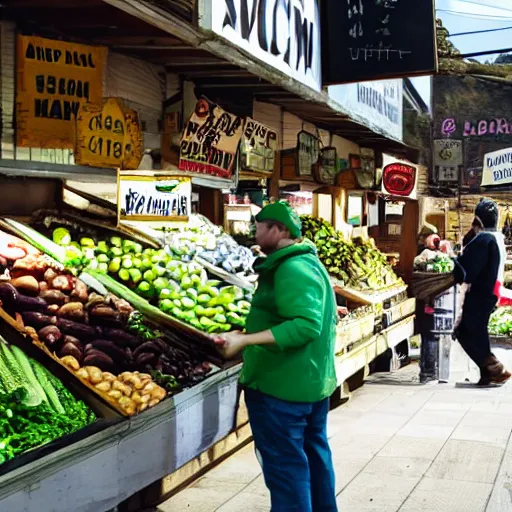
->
<box><xmin>269</xmin><ymin>151</ymin><xmax>281</xmax><ymax>200</ymax></box>
<box><xmin>399</xmin><ymin>200</ymin><xmax>419</xmax><ymax>283</ymax></box>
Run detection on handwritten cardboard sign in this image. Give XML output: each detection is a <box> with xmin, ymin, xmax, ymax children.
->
<box><xmin>16</xmin><ymin>35</ymin><xmax>107</xmax><ymax>148</ymax></box>
<box><xmin>178</xmin><ymin>98</ymin><xmax>243</xmax><ymax>179</ymax></box>
<box><xmin>240</xmin><ymin>117</ymin><xmax>278</xmax><ymax>173</ymax></box>
<box><xmin>118</xmin><ymin>171</ymin><xmax>191</xmax><ymax>222</ymax></box>
<box><xmin>75</xmin><ymin>98</ymin><xmax>143</xmax><ymax>169</ymax></box>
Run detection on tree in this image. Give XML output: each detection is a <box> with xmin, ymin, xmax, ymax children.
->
<box><xmin>436</xmin><ymin>19</ymin><xmax>460</xmax><ymax>58</ymax></box>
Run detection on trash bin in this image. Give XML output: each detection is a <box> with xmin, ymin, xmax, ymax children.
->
<box><xmin>419</xmin><ymin>286</ymin><xmax>458</xmax><ymax>383</ymax></box>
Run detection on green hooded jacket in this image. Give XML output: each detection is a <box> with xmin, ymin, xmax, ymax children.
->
<box><xmin>240</xmin><ymin>239</ymin><xmax>338</xmax><ymax>403</ymax></box>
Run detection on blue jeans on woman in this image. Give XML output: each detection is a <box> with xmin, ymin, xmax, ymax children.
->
<box><xmin>244</xmin><ymin>388</ymin><xmax>338</xmax><ymax>512</ymax></box>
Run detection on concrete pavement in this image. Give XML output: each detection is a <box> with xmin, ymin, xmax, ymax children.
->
<box><xmin>159</xmin><ymin>342</ymin><xmax>512</xmax><ymax>512</ymax></box>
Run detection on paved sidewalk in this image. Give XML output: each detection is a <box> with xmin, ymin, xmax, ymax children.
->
<box><xmin>159</xmin><ymin>343</ymin><xmax>512</xmax><ymax>512</ymax></box>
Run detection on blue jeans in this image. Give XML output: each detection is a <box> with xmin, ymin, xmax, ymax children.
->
<box><xmin>244</xmin><ymin>388</ymin><xmax>338</xmax><ymax>512</ymax></box>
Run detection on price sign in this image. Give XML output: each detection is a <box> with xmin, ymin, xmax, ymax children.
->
<box><xmin>117</xmin><ymin>171</ymin><xmax>191</xmax><ymax>223</ymax></box>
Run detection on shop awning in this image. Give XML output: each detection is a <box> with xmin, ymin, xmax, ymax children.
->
<box><xmin>3</xmin><ymin>0</ymin><xmax>419</xmax><ymax>169</ymax></box>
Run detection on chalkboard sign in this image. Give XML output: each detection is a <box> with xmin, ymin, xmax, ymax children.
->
<box><xmin>322</xmin><ymin>0</ymin><xmax>437</xmax><ymax>84</ymax></box>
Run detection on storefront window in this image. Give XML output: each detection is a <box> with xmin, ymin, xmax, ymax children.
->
<box><xmin>280</xmin><ymin>191</ymin><xmax>313</xmax><ymax>216</ymax></box>
<box><xmin>347</xmin><ymin>193</ymin><xmax>363</xmax><ymax>226</ymax></box>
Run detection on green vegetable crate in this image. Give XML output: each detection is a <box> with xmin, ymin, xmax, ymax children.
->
<box><xmin>0</xmin><ymin>311</ymin><xmax>122</xmax><ymax>475</ymax></box>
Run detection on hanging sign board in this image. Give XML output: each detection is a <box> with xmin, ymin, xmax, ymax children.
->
<box><xmin>433</xmin><ymin>140</ymin><xmax>463</xmax><ymax>167</ymax></box>
<box><xmin>381</xmin><ymin>154</ymin><xmax>417</xmax><ymax>199</ymax></box>
<box><xmin>74</xmin><ymin>98</ymin><xmax>143</xmax><ymax>170</ymax></box>
<box><xmin>179</xmin><ymin>98</ymin><xmax>243</xmax><ymax>179</ymax></box>
<box><xmin>329</xmin><ymin>80</ymin><xmax>403</xmax><ymax>141</ymax></box>
<box><xmin>240</xmin><ymin>118</ymin><xmax>278</xmax><ymax>173</ymax></box>
<box><xmin>161</xmin><ymin>93</ymin><xmax>184</xmax><ymax>166</ymax></box>
<box><xmin>297</xmin><ymin>131</ymin><xmax>320</xmax><ymax>176</ymax></box>
<box><xmin>117</xmin><ymin>171</ymin><xmax>191</xmax><ymax>222</ymax></box>
<box><xmin>314</xmin><ymin>147</ymin><xmax>338</xmax><ymax>185</ymax></box>
<box><xmin>16</xmin><ymin>35</ymin><xmax>107</xmax><ymax>148</ymax></box>
<box><xmin>322</xmin><ymin>0</ymin><xmax>437</xmax><ymax>84</ymax></box>
<box><xmin>199</xmin><ymin>0</ymin><xmax>321</xmax><ymax>91</ymax></box>
<box><xmin>481</xmin><ymin>148</ymin><xmax>512</xmax><ymax>187</ymax></box>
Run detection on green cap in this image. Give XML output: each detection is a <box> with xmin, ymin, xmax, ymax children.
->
<box><xmin>255</xmin><ymin>201</ymin><xmax>302</xmax><ymax>239</ymax></box>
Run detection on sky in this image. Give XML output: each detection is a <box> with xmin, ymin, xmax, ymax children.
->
<box><xmin>409</xmin><ymin>0</ymin><xmax>512</xmax><ymax>109</ymax></box>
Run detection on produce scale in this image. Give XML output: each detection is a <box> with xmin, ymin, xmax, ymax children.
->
<box><xmin>0</xmin><ymin>187</ymin><xmax>414</xmax><ymax>512</ymax></box>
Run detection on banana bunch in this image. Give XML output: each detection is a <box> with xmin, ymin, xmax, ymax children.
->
<box><xmin>300</xmin><ymin>216</ymin><xmax>402</xmax><ymax>291</ymax></box>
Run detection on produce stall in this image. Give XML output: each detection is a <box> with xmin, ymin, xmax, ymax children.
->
<box><xmin>299</xmin><ymin>214</ymin><xmax>415</xmax><ymax>388</ymax></box>
<box><xmin>0</xmin><ymin>198</ymin><xmax>250</xmax><ymax>511</ymax></box>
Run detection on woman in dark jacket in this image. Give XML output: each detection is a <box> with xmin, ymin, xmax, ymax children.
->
<box><xmin>453</xmin><ymin>200</ymin><xmax>510</xmax><ymax>385</ymax></box>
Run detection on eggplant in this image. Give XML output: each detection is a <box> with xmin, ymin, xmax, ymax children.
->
<box><xmin>89</xmin><ymin>339</ymin><xmax>128</xmax><ymax>363</ymax></box>
<box><xmin>100</xmin><ymin>328</ymin><xmax>139</xmax><ymax>348</ymax></box>
<box><xmin>132</xmin><ymin>341</ymin><xmax>162</xmax><ymax>359</ymax></box>
<box><xmin>63</xmin><ymin>335</ymin><xmax>82</xmax><ymax>348</ymax></box>
<box><xmin>83</xmin><ymin>351</ymin><xmax>116</xmax><ymax>372</ymax></box>
<box><xmin>0</xmin><ymin>282</ymin><xmax>18</xmax><ymax>306</ymax></box>
<box><xmin>57</xmin><ymin>318</ymin><xmax>96</xmax><ymax>339</ymax></box>
<box><xmin>17</xmin><ymin>294</ymin><xmax>49</xmax><ymax>313</ymax></box>
<box><xmin>136</xmin><ymin>352</ymin><xmax>156</xmax><ymax>366</ymax></box>
<box><xmin>22</xmin><ymin>312</ymin><xmax>55</xmax><ymax>330</ymax></box>
<box><xmin>58</xmin><ymin>342</ymin><xmax>83</xmax><ymax>362</ymax></box>
<box><xmin>38</xmin><ymin>325</ymin><xmax>63</xmax><ymax>347</ymax></box>
<box><xmin>152</xmin><ymin>338</ymin><xmax>169</xmax><ymax>354</ymax></box>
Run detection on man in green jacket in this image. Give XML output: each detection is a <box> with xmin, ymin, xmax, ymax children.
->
<box><xmin>215</xmin><ymin>201</ymin><xmax>338</xmax><ymax>512</ymax></box>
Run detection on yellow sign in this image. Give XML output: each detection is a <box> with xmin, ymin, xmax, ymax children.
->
<box><xmin>74</xmin><ymin>98</ymin><xmax>143</xmax><ymax>170</ymax></box>
<box><xmin>16</xmin><ymin>35</ymin><xmax>107</xmax><ymax>148</ymax></box>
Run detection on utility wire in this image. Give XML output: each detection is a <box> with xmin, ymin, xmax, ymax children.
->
<box><xmin>453</xmin><ymin>47</ymin><xmax>512</xmax><ymax>59</ymax></box>
<box><xmin>447</xmin><ymin>0</ymin><xmax>512</xmax><ymax>14</ymax></box>
<box><xmin>437</xmin><ymin>9</ymin><xmax>512</xmax><ymax>20</ymax></box>
<box><xmin>449</xmin><ymin>26</ymin><xmax>512</xmax><ymax>37</ymax></box>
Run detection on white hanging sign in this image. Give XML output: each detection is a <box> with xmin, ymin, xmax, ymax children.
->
<box><xmin>199</xmin><ymin>0</ymin><xmax>322</xmax><ymax>91</ymax></box>
<box><xmin>482</xmin><ymin>147</ymin><xmax>512</xmax><ymax>187</ymax></box>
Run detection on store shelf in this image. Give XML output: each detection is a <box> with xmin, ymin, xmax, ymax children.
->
<box><xmin>333</xmin><ymin>284</ymin><xmax>408</xmax><ymax>305</ymax></box>
<box><xmin>334</xmin><ymin>315</ymin><xmax>415</xmax><ymax>385</ymax></box>
<box><xmin>0</xmin><ymin>365</ymin><xmax>242</xmax><ymax>512</ymax></box>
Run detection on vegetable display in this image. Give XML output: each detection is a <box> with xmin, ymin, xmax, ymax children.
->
<box><xmin>24</xmin><ymin>219</ymin><xmax>252</xmax><ymax>335</ymax></box>
<box><xmin>413</xmin><ymin>249</ymin><xmax>455</xmax><ymax>274</ymax></box>
<box><xmin>301</xmin><ymin>216</ymin><xmax>402</xmax><ymax>291</ymax></box>
<box><xmin>0</xmin><ymin>337</ymin><xmax>95</xmax><ymax>464</ymax></box>
<box><xmin>163</xmin><ymin>225</ymin><xmax>256</xmax><ymax>278</ymax></box>
<box><xmin>489</xmin><ymin>307</ymin><xmax>512</xmax><ymax>336</ymax></box>
<box><xmin>0</xmin><ymin>230</ymin><xmax>217</xmax><ymax>414</ymax></box>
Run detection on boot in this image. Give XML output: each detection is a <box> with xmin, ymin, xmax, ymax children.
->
<box><xmin>480</xmin><ymin>355</ymin><xmax>511</xmax><ymax>385</ymax></box>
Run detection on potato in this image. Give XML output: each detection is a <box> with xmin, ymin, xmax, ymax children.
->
<box><xmin>118</xmin><ymin>397</ymin><xmax>136</xmax><ymax>415</ymax></box>
<box><xmin>138</xmin><ymin>402</ymin><xmax>149</xmax><ymax>413</ymax></box>
<box><xmin>107</xmin><ymin>390</ymin><xmax>122</xmax><ymax>400</ymax></box>
<box><xmin>95</xmin><ymin>381</ymin><xmax>111</xmax><ymax>392</ymax></box>
<box><xmin>148</xmin><ymin>399</ymin><xmax>160</xmax><ymax>408</ymax></box>
<box><xmin>142</xmin><ymin>382</ymin><xmax>156</xmax><ymax>394</ymax></box>
<box><xmin>128</xmin><ymin>376</ymin><xmax>143</xmax><ymax>390</ymax></box>
<box><xmin>151</xmin><ymin>386</ymin><xmax>166</xmax><ymax>401</ymax></box>
<box><xmin>102</xmin><ymin>372</ymin><xmax>116</xmax><ymax>382</ymax></box>
<box><xmin>139</xmin><ymin>394</ymin><xmax>151</xmax><ymax>404</ymax></box>
<box><xmin>85</xmin><ymin>366</ymin><xmax>103</xmax><ymax>384</ymax></box>
<box><xmin>76</xmin><ymin>368</ymin><xmax>89</xmax><ymax>380</ymax></box>
<box><xmin>131</xmin><ymin>391</ymin><xmax>142</xmax><ymax>405</ymax></box>
<box><xmin>119</xmin><ymin>372</ymin><xmax>133</xmax><ymax>382</ymax></box>
<box><xmin>61</xmin><ymin>355</ymin><xmax>80</xmax><ymax>372</ymax></box>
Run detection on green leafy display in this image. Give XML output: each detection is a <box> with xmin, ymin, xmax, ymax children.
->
<box><xmin>0</xmin><ymin>339</ymin><xmax>95</xmax><ymax>464</ymax></box>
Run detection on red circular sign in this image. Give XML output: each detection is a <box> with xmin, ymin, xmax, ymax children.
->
<box><xmin>382</xmin><ymin>163</ymin><xmax>416</xmax><ymax>196</ymax></box>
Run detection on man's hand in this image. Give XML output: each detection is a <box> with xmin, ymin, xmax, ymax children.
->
<box><xmin>214</xmin><ymin>331</ymin><xmax>248</xmax><ymax>359</ymax></box>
